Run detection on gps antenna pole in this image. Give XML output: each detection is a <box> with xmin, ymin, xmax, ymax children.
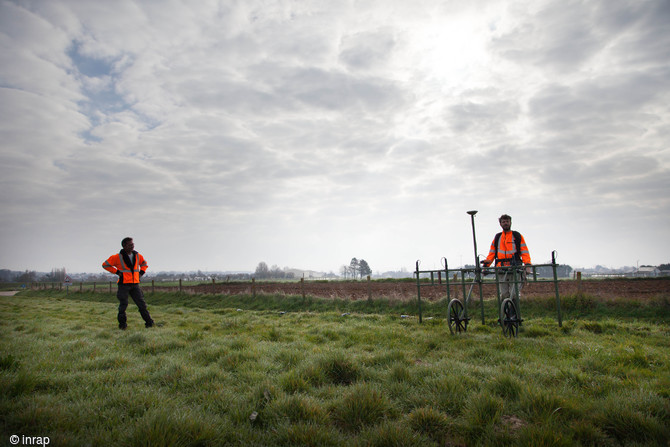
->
<box><xmin>467</xmin><ymin>211</ymin><xmax>479</xmax><ymax>265</ymax></box>
<box><xmin>467</xmin><ymin>210</ymin><xmax>485</xmax><ymax>324</ymax></box>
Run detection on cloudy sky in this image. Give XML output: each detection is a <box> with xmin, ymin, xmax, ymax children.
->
<box><xmin>1</xmin><ymin>0</ymin><xmax>668</xmax><ymax>274</ymax></box>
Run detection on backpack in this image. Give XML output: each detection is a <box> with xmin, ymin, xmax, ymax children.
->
<box><xmin>494</xmin><ymin>231</ymin><xmax>522</xmax><ymax>266</ymax></box>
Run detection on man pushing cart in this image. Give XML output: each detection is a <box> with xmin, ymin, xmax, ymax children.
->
<box><xmin>481</xmin><ymin>213</ymin><xmax>532</xmax><ymax>303</ymax></box>
<box><xmin>416</xmin><ymin>211</ymin><xmax>562</xmax><ymax>337</ymax></box>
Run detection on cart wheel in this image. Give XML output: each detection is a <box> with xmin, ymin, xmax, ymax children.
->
<box><xmin>500</xmin><ymin>298</ymin><xmax>519</xmax><ymax>338</ymax></box>
<box><xmin>447</xmin><ymin>299</ymin><xmax>468</xmax><ymax>334</ymax></box>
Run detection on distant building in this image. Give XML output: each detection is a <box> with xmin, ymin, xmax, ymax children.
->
<box><xmin>636</xmin><ymin>266</ymin><xmax>660</xmax><ymax>277</ymax></box>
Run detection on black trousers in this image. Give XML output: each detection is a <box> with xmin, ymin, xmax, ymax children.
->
<box><xmin>117</xmin><ymin>284</ymin><xmax>153</xmax><ymax>326</ymax></box>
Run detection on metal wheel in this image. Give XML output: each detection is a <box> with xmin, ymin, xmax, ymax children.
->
<box><xmin>447</xmin><ymin>299</ymin><xmax>468</xmax><ymax>334</ymax></box>
<box><xmin>500</xmin><ymin>298</ymin><xmax>519</xmax><ymax>338</ymax></box>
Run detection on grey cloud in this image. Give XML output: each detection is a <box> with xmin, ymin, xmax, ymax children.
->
<box><xmin>388</xmin><ymin>139</ymin><xmax>432</xmax><ymax>159</ymax></box>
<box><xmin>527</xmin><ymin>147</ymin><xmax>670</xmax><ymax>215</ymax></box>
<box><xmin>339</xmin><ymin>28</ymin><xmax>397</xmax><ymax>71</ymax></box>
<box><xmin>490</xmin><ymin>0</ymin><xmax>603</xmax><ymax>72</ymax></box>
<box><xmin>490</xmin><ymin>0</ymin><xmax>670</xmax><ymax>74</ymax></box>
<box><xmin>532</xmin><ymin>74</ymin><xmax>664</xmax><ymax>116</ymax></box>
<box><xmin>447</xmin><ymin>99</ymin><xmax>521</xmax><ymax>134</ymax></box>
<box><xmin>275</xmin><ymin>67</ymin><xmax>406</xmax><ymax>112</ymax></box>
<box><xmin>178</xmin><ymin>78</ymin><xmax>285</xmax><ymax>115</ymax></box>
<box><xmin>584</xmin><ymin>155</ymin><xmax>670</xmax><ymax>202</ymax></box>
<box><xmin>456</xmin><ymin>144</ymin><xmax>533</xmax><ymax>183</ymax></box>
<box><xmin>0</xmin><ymin>88</ymin><xmax>88</xmax><ymax>160</ymax></box>
<box><xmin>527</xmin><ymin>69</ymin><xmax>669</xmax><ymax>151</ymax></box>
<box><xmin>585</xmin><ymin>154</ymin><xmax>658</xmax><ymax>179</ymax></box>
<box><xmin>594</xmin><ymin>0</ymin><xmax>670</xmax><ymax>67</ymax></box>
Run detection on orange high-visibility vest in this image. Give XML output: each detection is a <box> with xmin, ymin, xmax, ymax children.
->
<box><xmin>102</xmin><ymin>251</ymin><xmax>147</xmax><ymax>284</ymax></box>
<box><xmin>484</xmin><ymin>231</ymin><xmax>531</xmax><ymax>266</ymax></box>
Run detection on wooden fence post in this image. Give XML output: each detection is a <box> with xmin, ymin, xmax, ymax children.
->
<box><xmin>179</xmin><ymin>279</ymin><xmax>182</xmax><ymax>292</ymax></box>
<box><xmin>152</xmin><ymin>279</ymin><xmax>155</xmax><ymax>294</ymax></box>
<box><xmin>576</xmin><ymin>271</ymin><xmax>582</xmax><ymax>294</ymax></box>
<box><xmin>252</xmin><ymin>278</ymin><xmax>256</xmax><ymax>298</ymax></box>
<box><xmin>367</xmin><ymin>275</ymin><xmax>372</xmax><ymax>302</ymax></box>
<box><xmin>301</xmin><ymin>277</ymin><xmax>305</xmax><ymax>299</ymax></box>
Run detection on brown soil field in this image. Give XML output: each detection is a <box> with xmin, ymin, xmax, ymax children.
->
<box><xmin>175</xmin><ymin>278</ymin><xmax>670</xmax><ymax>302</ymax></box>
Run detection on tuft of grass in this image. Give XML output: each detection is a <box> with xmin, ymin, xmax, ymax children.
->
<box><xmin>593</xmin><ymin>393</ymin><xmax>670</xmax><ymax>445</ymax></box>
<box><xmin>406</xmin><ymin>406</ymin><xmax>451</xmax><ymax>442</ymax></box>
<box><xmin>279</xmin><ymin>369</ymin><xmax>310</xmax><ymax>394</ymax></box>
<box><xmin>0</xmin><ymin>354</ymin><xmax>19</xmax><ymax>371</ymax></box>
<box><xmin>123</xmin><ymin>333</ymin><xmax>147</xmax><ymax>345</ymax></box>
<box><xmin>389</xmin><ymin>364</ymin><xmax>412</xmax><ymax>383</ymax></box>
<box><xmin>124</xmin><ymin>406</ymin><xmax>224</xmax><ymax>447</ymax></box>
<box><xmin>570</xmin><ymin>419</ymin><xmax>611</xmax><ymax>446</ymax></box>
<box><xmin>463</xmin><ymin>392</ymin><xmax>504</xmax><ymax>427</ymax></box>
<box><xmin>518</xmin><ymin>387</ymin><xmax>572</xmax><ymax>423</ymax></box>
<box><xmin>460</xmin><ymin>392</ymin><xmax>505</xmax><ymax>444</ymax></box>
<box><xmin>516</xmin><ymin>421</ymin><xmax>574</xmax><ymax>447</ymax></box>
<box><xmin>269</xmin><ymin>394</ymin><xmax>329</xmax><ymax>425</ymax></box>
<box><xmin>275</xmin><ymin>422</ymin><xmax>342</xmax><ymax>447</ymax></box>
<box><xmin>85</xmin><ymin>354</ymin><xmax>129</xmax><ymax>371</ymax></box>
<box><xmin>487</xmin><ymin>374</ymin><xmax>522</xmax><ymax>401</ymax></box>
<box><xmin>330</xmin><ymin>384</ymin><xmax>395</xmax><ymax>432</ymax></box>
<box><xmin>7</xmin><ymin>371</ymin><xmax>40</xmax><ymax>397</ymax></box>
<box><xmin>523</xmin><ymin>325</ymin><xmax>552</xmax><ymax>337</ymax></box>
<box><xmin>427</xmin><ymin>375</ymin><xmax>471</xmax><ymax>416</ymax></box>
<box><xmin>359</xmin><ymin>421</ymin><xmax>433</xmax><ymax>447</ymax></box>
<box><xmin>318</xmin><ymin>353</ymin><xmax>360</xmax><ymax>386</ymax></box>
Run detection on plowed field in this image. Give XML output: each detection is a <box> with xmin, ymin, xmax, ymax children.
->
<box><xmin>175</xmin><ymin>278</ymin><xmax>670</xmax><ymax>302</ymax></box>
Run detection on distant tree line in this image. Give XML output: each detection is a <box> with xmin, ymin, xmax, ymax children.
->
<box><xmin>2</xmin><ymin>262</ymin><xmax>668</xmax><ymax>283</ymax></box>
<box><xmin>254</xmin><ymin>262</ymin><xmax>296</xmax><ymax>280</ymax></box>
<box><xmin>0</xmin><ymin>268</ymin><xmax>115</xmax><ymax>283</ymax></box>
<box><xmin>0</xmin><ymin>268</ymin><xmax>69</xmax><ymax>283</ymax></box>
<box><xmin>0</xmin><ymin>269</ymin><xmax>37</xmax><ymax>282</ymax></box>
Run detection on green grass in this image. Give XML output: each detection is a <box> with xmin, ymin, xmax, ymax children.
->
<box><xmin>0</xmin><ymin>290</ymin><xmax>668</xmax><ymax>446</ymax></box>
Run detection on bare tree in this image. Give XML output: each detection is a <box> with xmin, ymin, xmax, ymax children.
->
<box><xmin>255</xmin><ymin>262</ymin><xmax>269</xmax><ymax>279</ymax></box>
<box><xmin>349</xmin><ymin>258</ymin><xmax>359</xmax><ymax>279</ymax></box>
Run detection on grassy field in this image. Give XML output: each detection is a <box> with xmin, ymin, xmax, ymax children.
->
<box><xmin>1</xmin><ymin>290</ymin><xmax>669</xmax><ymax>446</ymax></box>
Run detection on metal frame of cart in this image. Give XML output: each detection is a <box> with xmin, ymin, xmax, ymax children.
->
<box><xmin>414</xmin><ymin>251</ymin><xmax>563</xmax><ymax>337</ymax></box>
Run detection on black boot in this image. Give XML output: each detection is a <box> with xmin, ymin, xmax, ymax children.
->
<box><xmin>118</xmin><ymin>313</ymin><xmax>127</xmax><ymax>330</ymax></box>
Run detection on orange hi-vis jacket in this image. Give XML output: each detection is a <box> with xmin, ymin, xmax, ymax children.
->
<box><xmin>484</xmin><ymin>230</ymin><xmax>531</xmax><ymax>266</ymax></box>
<box><xmin>103</xmin><ymin>250</ymin><xmax>147</xmax><ymax>284</ymax></box>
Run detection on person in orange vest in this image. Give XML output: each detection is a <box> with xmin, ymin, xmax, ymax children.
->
<box><xmin>103</xmin><ymin>237</ymin><xmax>154</xmax><ymax>329</ymax></box>
<box><xmin>481</xmin><ymin>214</ymin><xmax>532</xmax><ymax>300</ymax></box>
